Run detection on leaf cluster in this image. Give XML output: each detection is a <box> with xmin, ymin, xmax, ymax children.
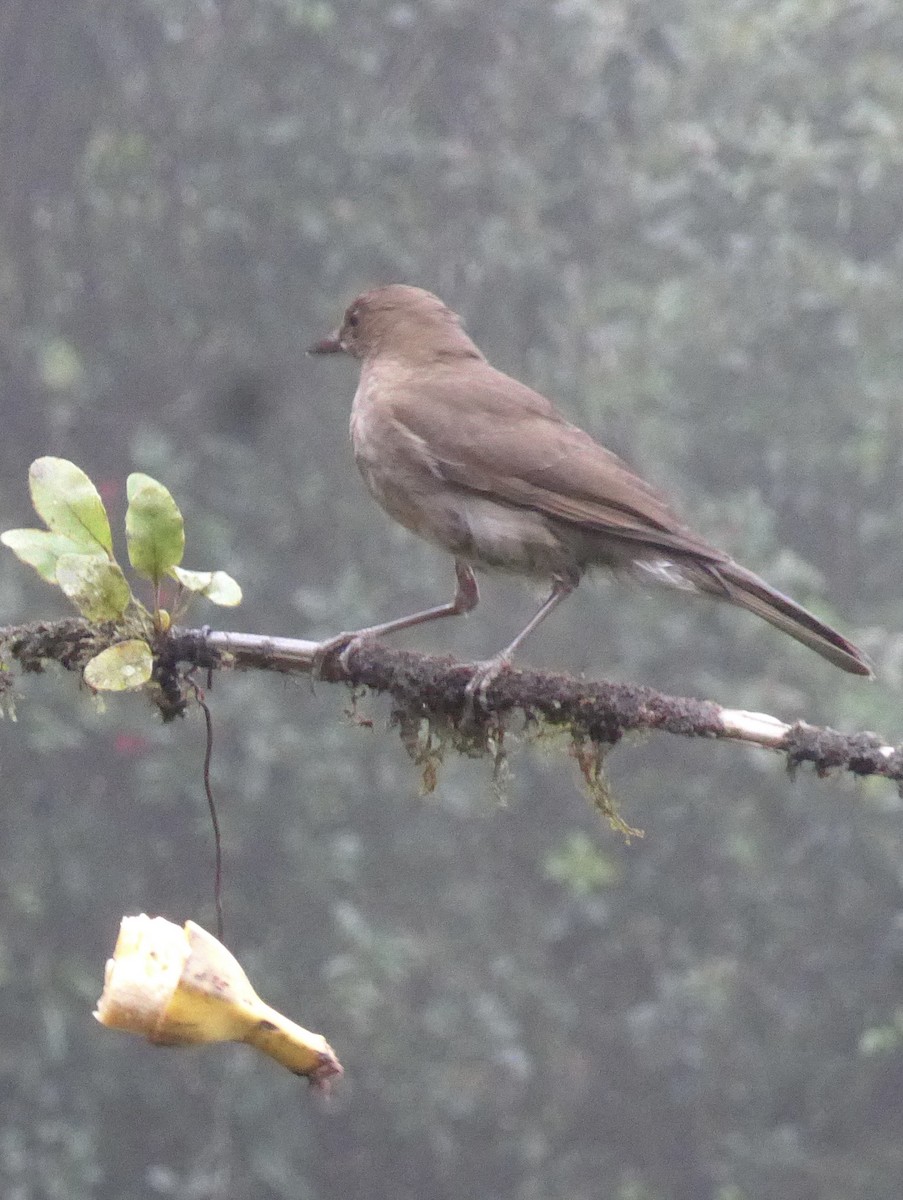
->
<box><xmin>1</xmin><ymin>458</ymin><xmax>241</xmax><ymax>691</ymax></box>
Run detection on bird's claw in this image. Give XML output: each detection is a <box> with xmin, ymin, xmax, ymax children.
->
<box><xmin>461</xmin><ymin>655</ymin><xmax>511</xmax><ymax>725</ymax></box>
<box><xmin>337</xmin><ymin>635</ymin><xmax>367</xmax><ymax>673</ymax></box>
<box><xmin>311</xmin><ymin>631</ymin><xmax>365</xmax><ymax>687</ymax></box>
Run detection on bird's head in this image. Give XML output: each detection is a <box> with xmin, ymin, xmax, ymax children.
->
<box><xmin>308</xmin><ymin>285</ymin><xmax>483</xmax><ymax>364</ymax></box>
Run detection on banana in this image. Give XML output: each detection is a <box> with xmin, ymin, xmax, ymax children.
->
<box><xmin>95</xmin><ymin>914</ymin><xmax>342</xmax><ymax>1088</ymax></box>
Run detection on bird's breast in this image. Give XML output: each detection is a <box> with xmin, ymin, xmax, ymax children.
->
<box><xmin>350</xmin><ymin>375</ymin><xmax>442</xmax><ymax>538</ymax></box>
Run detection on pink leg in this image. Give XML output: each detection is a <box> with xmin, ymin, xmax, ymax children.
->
<box><xmin>349</xmin><ymin>559</ymin><xmax>479</xmax><ymax>640</ymax></box>
<box><xmin>465</xmin><ymin>576</ymin><xmax>576</xmax><ymax>707</ymax></box>
<box><xmin>316</xmin><ymin>560</ymin><xmax>479</xmax><ymax>669</ymax></box>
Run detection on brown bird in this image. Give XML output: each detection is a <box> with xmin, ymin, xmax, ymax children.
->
<box><xmin>310</xmin><ymin>284</ymin><xmax>872</xmax><ymax>686</ymax></box>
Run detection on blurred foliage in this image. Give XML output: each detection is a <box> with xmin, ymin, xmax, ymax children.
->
<box><xmin>1</xmin><ymin>0</ymin><xmax>903</xmax><ymax>1196</ymax></box>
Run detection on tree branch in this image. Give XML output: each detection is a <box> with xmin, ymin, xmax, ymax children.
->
<box><xmin>2</xmin><ymin>618</ymin><xmax>901</xmax><ymax>789</ymax></box>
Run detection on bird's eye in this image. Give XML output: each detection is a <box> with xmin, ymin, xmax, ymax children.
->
<box><xmin>347</xmin><ymin>310</ymin><xmax>359</xmax><ymax>329</ymax></box>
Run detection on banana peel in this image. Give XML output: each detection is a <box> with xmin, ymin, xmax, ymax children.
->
<box><xmin>95</xmin><ymin>914</ymin><xmax>342</xmax><ymax>1088</ymax></box>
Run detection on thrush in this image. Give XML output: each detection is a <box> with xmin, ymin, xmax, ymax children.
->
<box><xmin>310</xmin><ymin>284</ymin><xmax>871</xmax><ymax>686</ymax></box>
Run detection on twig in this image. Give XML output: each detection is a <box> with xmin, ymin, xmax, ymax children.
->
<box><xmin>2</xmin><ymin>618</ymin><xmax>901</xmax><ymax>788</ymax></box>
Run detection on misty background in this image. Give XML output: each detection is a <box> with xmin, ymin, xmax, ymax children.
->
<box><xmin>1</xmin><ymin>1</ymin><xmax>903</xmax><ymax>1197</ymax></box>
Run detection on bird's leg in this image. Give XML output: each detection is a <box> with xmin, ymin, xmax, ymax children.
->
<box><xmin>314</xmin><ymin>560</ymin><xmax>479</xmax><ymax>674</ymax></box>
<box><xmin>464</xmin><ymin>575</ymin><xmax>576</xmax><ymax>711</ymax></box>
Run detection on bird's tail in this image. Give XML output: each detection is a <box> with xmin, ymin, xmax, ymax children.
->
<box><xmin>700</xmin><ymin>561</ymin><xmax>873</xmax><ymax>677</ymax></box>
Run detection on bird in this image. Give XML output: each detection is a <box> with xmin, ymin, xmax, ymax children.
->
<box><xmin>309</xmin><ymin>284</ymin><xmax>872</xmax><ymax>689</ymax></box>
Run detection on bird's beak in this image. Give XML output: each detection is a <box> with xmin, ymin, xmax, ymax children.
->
<box><xmin>307</xmin><ymin>329</ymin><xmax>344</xmax><ymax>355</ymax></box>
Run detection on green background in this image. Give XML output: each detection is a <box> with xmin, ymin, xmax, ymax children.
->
<box><xmin>1</xmin><ymin>1</ymin><xmax>902</xmax><ymax>1196</ymax></box>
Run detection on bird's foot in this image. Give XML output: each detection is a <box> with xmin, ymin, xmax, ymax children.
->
<box><xmin>311</xmin><ymin>631</ymin><xmax>369</xmax><ymax>686</ymax></box>
<box><xmin>462</xmin><ymin>654</ymin><xmax>511</xmax><ymax>724</ymax></box>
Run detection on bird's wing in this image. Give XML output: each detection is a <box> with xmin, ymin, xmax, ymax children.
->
<box><xmin>391</xmin><ymin>362</ymin><xmax>726</xmax><ymax>563</ymax></box>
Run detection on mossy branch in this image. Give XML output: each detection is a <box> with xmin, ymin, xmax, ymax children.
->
<box><xmin>2</xmin><ymin>617</ymin><xmax>901</xmax><ymax>791</ymax></box>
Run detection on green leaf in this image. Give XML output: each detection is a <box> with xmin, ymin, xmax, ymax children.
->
<box><xmin>125</xmin><ymin>474</ymin><xmax>185</xmax><ymax>583</ymax></box>
<box><xmin>56</xmin><ymin>554</ymin><xmax>132</xmax><ymax>622</ymax></box>
<box><xmin>171</xmin><ymin>567</ymin><xmax>242</xmax><ymax>606</ymax></box>
<box><xmin>83</xmin><ymin>640</ymin><xmax>154</xmax><ymax>691</ymax></box>
<box><xmin>28</xmin><ymin>457</ymin><xmax>113</xmax><ymax>556</ymax></box>
<box><xmin>0</xmin><ymin>529</ymin><xmax>89</xmax><ymax>583</ymax></box>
